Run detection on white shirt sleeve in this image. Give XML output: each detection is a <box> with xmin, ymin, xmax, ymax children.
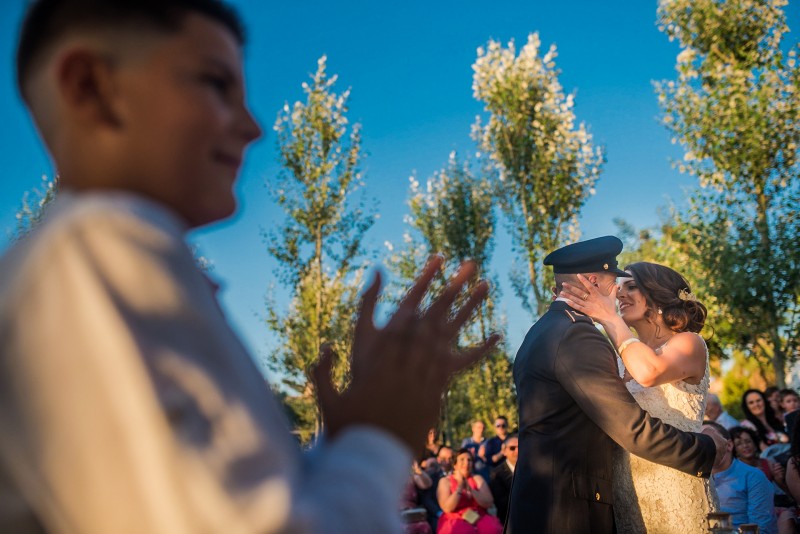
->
<box><xmin>0</xmin><ymin>197</ymin><xmax>410</xmax><ymax>534</ymax></box>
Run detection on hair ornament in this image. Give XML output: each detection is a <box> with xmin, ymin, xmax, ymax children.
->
<box><xmin>678</xmin><ymin>288</ymin><xmax>697</xmax><ymax>302</ymax></box>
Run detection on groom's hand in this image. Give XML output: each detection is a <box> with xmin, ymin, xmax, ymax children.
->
<box><xmin>700</xmin><ymin>425</ymin><xmax>730</xmax><ymax>473</ymax></box>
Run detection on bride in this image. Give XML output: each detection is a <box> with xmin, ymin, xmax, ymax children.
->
<box><xmin>560</xmin><ymin>261</ymin><xmax>718</xmax><ymax>533</ymax></box>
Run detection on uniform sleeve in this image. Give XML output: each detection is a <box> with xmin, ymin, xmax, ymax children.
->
<box><xmin>554</xmin><ymin>322</ymin><xmax>715</xmax><ymax>477</ymax></box>
<box><xmin>0</xmin><ymin>209</ymin><xmax>408</xmax><ymax>534</ymax></box>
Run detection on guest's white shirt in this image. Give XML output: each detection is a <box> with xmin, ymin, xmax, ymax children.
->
<box><xmin>0</xmin><ymin>192</ymin><xmax>409</xmax><ymax>534</ymax></box>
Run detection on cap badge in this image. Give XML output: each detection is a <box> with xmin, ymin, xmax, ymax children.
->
<box><xmin>603</xmin><ymin>263</ymin><xmax>609</xmax><ymax>270</ymax></box>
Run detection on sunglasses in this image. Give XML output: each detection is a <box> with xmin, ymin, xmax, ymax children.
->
<box><xmin>495</xmin><ymin>423</ymin><xmax>507</xmax><ymax>428</ymax></box>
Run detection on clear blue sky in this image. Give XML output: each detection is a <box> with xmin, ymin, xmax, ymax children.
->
<box><xmin>1</xmin><ymin>1</ymin><xmax>798</xmax><ymax>380</ymax></box>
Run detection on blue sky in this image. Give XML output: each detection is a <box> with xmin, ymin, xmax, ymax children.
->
<box><xmin>2</xmin><ymin>1</ymin><xmax>798</xmax><ymax>380</ymax></box>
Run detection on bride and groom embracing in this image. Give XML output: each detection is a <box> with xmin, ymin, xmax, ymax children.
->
<box><xmin>506</xmin><ymin>236</ymin><xmax>727</xmax><ymax>534</ymax></box>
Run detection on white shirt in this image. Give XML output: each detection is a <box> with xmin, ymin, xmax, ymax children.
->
<box><xmin>0</xmin><ymin>192</ymin><xmax>410</xmax><ymax>534</ymax></box>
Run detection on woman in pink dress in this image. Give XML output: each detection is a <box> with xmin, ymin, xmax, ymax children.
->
<box><xmin>435</xmin><ymin>449</ymin><xmax>502</xmax><ymax>534</ymax></box>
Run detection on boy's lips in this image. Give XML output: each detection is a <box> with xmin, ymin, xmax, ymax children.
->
<box><xmin>213</xmin><ymin>151</ymin><xmax>242</xmax><ymax>169</ymax></box>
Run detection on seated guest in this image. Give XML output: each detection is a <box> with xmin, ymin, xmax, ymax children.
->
<box><xmin>489</xmin><ymin>434</ymin><xmax>518</xmax><ymax>524</ymax></box>
<box><xmin>402</xmin><ymin>462</ymin><xmax>433</xmax><ymax>534</ymax></box>
<box><xmin>419</xmin><ymin>447</ymin><xmax>456</xmax><ymax>531</ymax></box>
<box><xmin>706</xmin><ymin>393</ymin><xmax>740</xmax><ymax>430</ymax></box>
<box><xmin>780</xmin><ymin>390</ymin><xmax>800</xmax><ymax>417</ymax></box>
<box><xmin>426</xmin><ymin>428</ymin><xmax>443</xmax><ymax>457</ymax></box>
<box><xmin>436</xmin><ymin>449</ymin><xmax>502</xmax><ymax>534</ymax></box>
<box><xmin>437</xmin><ymin>446</ymin><xmax>455</xmax><ymax>475</ymax></box>
<box><xmin>780</xmin><ymin>419</ymin><xmax>800</xmax><ymax>534</ymax></box>
<box><xmin>731</xmin><ymin>426</ymin><xmax>786</xmax><ymax>487</ymax></box>
<box><xmin>704</xmin><ymin>422</ymin><xmax>778</xmax><ymax>534</ymax></box>
<box><xmin>731</xmin><ymin>425</ymin><xmax>794</xmax><ymax>524</ymax></box>
<box><xmin>780</xmin><ymin>390</ymin><xmax>800</xmax><ymax>438</ymax></box>
<box><xmin>741</xmin><ymin>389</ymin><xmax>789</xmax><ymax>450</ymax></box>
<box><xmin>480</xmin><ymin>416</ymin><xmax>510</xmax><ymax>470</ymax></box>
<box><xmin>767</xmin><ymin>387</ymin><xmax>785</xmax><ymax>426</ymax></box>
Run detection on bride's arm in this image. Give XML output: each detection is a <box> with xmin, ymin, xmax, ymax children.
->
<box><xmin>561</xmin><ymin>276</ymin><xmax>706</xmax><ymax>387</ymax></box>
<box><xmin>614</xmin><ymin>332</ymin><xmax>706</xmax><ymax>387</ymax></box>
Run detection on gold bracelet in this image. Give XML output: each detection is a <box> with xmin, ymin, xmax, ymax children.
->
<box><xmin>617</xmin><ymin>337</ymin><xmax>640</xmax><ymax>355</ymax></box>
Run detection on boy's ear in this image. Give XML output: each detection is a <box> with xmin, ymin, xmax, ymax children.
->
<box><xmin>56</xmin><ymin>48</ymin><xmax>121</xmax><ymax>128</ymax></box>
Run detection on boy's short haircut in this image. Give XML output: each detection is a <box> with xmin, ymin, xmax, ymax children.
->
<box><xmin>780</xmin><ymin>388</ymin><xmax>799</xmax><ymax>401</ymax></box>
<box><xmin>16</xmin><ymin>0</ymin><xmax>245</xmax><ymax>99</ymax></box>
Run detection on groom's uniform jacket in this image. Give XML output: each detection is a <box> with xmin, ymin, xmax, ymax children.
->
<box><xmin>505</xmin><ymin>301</ymin><xmax>715</xmax><ymax>534</ymax></box>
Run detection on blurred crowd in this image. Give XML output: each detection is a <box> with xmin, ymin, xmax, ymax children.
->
<box><xmin>400</xmin><ymin>389</ymin><xmax>800</xmax><ymax>534</ymax></box>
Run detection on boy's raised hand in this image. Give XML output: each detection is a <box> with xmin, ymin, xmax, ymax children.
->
<box><xmin>312</xmin><ymin>255</ymin><xmax>501</xmax><ymax>450</ymax></box>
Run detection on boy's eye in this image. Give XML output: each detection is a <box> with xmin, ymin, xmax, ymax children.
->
<box><xmin>201</xmin><ymin>73</ymin><xmax>231</xmax><ymax>95</ymax></box>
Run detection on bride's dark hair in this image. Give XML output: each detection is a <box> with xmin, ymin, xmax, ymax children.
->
<box><xmin>624</xmin><ymin>262</ymin><xmax>707</xmax><ymax>334</ymax></box>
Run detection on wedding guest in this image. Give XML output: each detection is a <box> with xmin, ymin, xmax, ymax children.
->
<box><xmin>780</xmin><ymin>390</ymin><xmax>800</xmax><ymax>418</ymax></box>
<box><xmin>436</xmin><ymin>449</ymin><xmax>502</xmax><ymax>534</ymax></box>
<box><xmin>418</xmin><ymin>456</ymin><xmax>444</xmax><ymax>532</ymax></box>
<box><xmin>731</xmin><ymin>426</ymin><xmax>787</xmax><ymax>492</ymax></box>
<box><xmin>402</xmin><ymin>462</ymin><xmax>433</xmax><ymax>534</ymax></box>
<box><xmin>780</xmin><ymin>390</ymin><xmax>800</xmax><ymax>441</ymax></box>
<box><xmin>706</xmin><ymin>393</ymin><xmax>740</xmax><ymax>430</ymax></box>
<box><xmin>437</xmin><ymin>446</ymin><xmax>455</xmax><ymax>475</ymax></box>
<box><xmin>705</xmin><ymin>422</ymin><xmax>778</xmax><ymax>534</ymax></box>
<box><xmin>742</xmin><ymin>389</ymin><xmax>789</xmax><ymax>450</ymax></box>
<box><xmin>461</xmin><ymin>421</ymin><xmax>486</xmax><ymax>458</ymax></box>
<box><xmin>767</xmin><ymin>387</ymin><xmax>784</xmax><ymax>426</ymax></box>
<box><xmin>489</xmin><ymin>434</ymin><xmax>518</xmax><ymax>524</ymax></box>
<box><xmin>782</xmin><ymin>422</ymin><xmax>800</xmax><ymax>534</ymax></box>
<box><xmin>480</xmin><ymin>416</ymin><xmax>509</xmax><ymax>470</ymax></box>
<box><xmin>461</xmin><ymin>420</ymin><xmax>488</xmax><ymax>479</ymax></box>
<box><xmin>425</xmin><ymin>428</ymin><xmax>443</xmax><ymax>457</ymax></box>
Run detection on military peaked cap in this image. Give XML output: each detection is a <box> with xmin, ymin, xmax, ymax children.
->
<box><xmin>543</xmin><ymin>236</ymin><xmax>628</xmax><ymax>277</ymax></box>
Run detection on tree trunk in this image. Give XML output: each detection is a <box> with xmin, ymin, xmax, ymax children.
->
<box><xmin>772</xmin><ymin>330</ymin><xmax>786</xmax><ymax>388</ymax></box>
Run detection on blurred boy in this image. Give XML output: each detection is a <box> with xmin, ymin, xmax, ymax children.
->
<box><xmin>0</xmin><ymin>1</ymin><xmax>497</xmax><ymax>533</ymax></box>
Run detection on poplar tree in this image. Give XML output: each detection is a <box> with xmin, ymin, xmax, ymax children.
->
<box><xmin>656</xmin><ymin>0</ymin><xmax>800</xmax><ymax>385</ymax></box>
<box><xmin>390</xmin><ymin>153</ymin><xmax>515</xmax><ymax>444</ymax></box>
<box><xmin>472</xmin><ymin>34</ymin><xmax>605</xmax><ymax>317</ymax></box>
<box><xmin>267</xmin><ymin>56</ymin><xmax>374</xmax><ymax>438</ymax></box>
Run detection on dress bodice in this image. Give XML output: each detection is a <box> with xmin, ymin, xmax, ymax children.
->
<box><xmin>617</xmin><ymin>336</ymin><xmax>710</xmax><ymax>433</ymax></box>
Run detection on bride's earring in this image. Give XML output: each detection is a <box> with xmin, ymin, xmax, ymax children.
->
<box><xmin>658</xmin><ymin>308</ymin><xmax>663</xmax><ymax>315</ymax></box>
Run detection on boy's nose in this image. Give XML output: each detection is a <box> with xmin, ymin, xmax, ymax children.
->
<box><xmin>238</xmin><ymin>106</ymin><xmax>262</xmax><ymax>143</ymax></box>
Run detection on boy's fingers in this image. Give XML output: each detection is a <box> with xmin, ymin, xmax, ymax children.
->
<box><xmin>354</xmin><ymin>271</ymin><xmax>381</xmax><ymax>339</ymax></box>
<box><xmin>426</xmin><ymin>260</ymin><xmax>477</xmax><ymax>320</ymax></box>
<box><xmin>393</xmin><ymin>255</ymin><xmax>444</xmax><ymax>320</ymax></box>
<box><xmin>311</xmin><ymin>345</ymin><xmax>338</xmax><ymax>415</ymax></box>
<box><xmin>447</xmin><ymin>279</ymin><xmax>488</xmax><ymax>333</ymax></box>
<box><xmin>447</xmin><ymin>333</ymin><xmax>502</xmax><ymax>375</ymax></box>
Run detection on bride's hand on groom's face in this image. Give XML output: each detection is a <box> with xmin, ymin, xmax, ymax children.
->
<box><xmin>559</xmin><ymin>274</ymin><xmax>619</xmax><ymax>323</ymax></box>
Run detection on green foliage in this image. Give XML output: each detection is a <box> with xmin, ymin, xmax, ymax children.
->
<box><xmin>656</xmin><ymin>0</ymin><xmax>800</xmax><ymax>385</ymax></box>
<box><xmin>472</xmin><ymin>34</ymin><xmax>605</xmax><ymax>317</ymax></box>
<box><xmin>272</xmin><ymin>387</ymin><xmax>318</xmax><ymax>445</ymax></box>
<box><xmin>266</xmin><ymin>56</ymin><xmax>374</xmax><ymax>436</ymax></box>
<box><xmin>13</xmin><ymin>175</ymin><xmax>57</xmax><ymax>241</ymax></box>
<box><xmin>388</xmin><ymin>153</ymin><xmax>516</xmax><ymax>447</ymax></box>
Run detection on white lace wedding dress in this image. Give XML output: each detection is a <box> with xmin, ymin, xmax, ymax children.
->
<box><xmin>612</xmin><ymin>339</ymin><xmax>719</xmax><ymax>533</ymax></box>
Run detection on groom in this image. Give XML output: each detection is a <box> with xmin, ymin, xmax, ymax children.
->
<box><xmin>506</xmin><ymin>236</ymin><xmax>721</xmax><ymax>534</ymax></box>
